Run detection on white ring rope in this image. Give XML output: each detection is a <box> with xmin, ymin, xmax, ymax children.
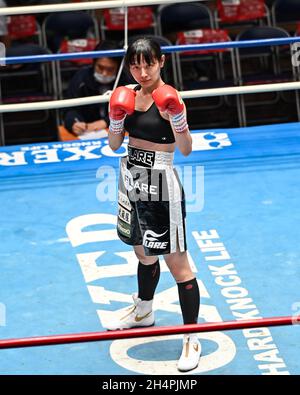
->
<box><xmin>1</xmin><ymin>82</ymin><xmax>300</xmax><ymax>113</ymax></box>
<box><xmin>111</xmin><ymin>1</ymin><xmax>129</xmax><ymax>91</ymax></box>
<box><xmin>0</xmin><ymin>0</ymin><xmax>299</xmax><ymax>115</ymax></box>
<box><xmin>0</xmin><ymin>0</ymin><xmax>200</xmax><ymax>16</ymax></box>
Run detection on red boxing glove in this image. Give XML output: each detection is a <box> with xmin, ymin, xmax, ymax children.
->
<box><xmin>152</xmin><ymin>84</ymin><xmax>184</xmax><ymax>116</ymax></box>
<box><xmin>109</xmin><ymin>86</ymin><xmax>136</xmax><ymax>134</ymax></box>
<box><xmin>152</xmin><ymin>84</ymin><xmax>188</xmax><ymax>133</ymax></box>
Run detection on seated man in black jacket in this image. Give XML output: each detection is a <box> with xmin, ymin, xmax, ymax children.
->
<box><xmin>63</xmin><ymin>40</ymin><xmax>122</xmax><ymax>136</ymax></box>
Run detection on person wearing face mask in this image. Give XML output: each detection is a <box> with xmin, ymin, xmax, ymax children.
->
<box><xmin>63</xmin><ymin>40</ymin><xmax>122</xmax><ymax>137</ymax></box>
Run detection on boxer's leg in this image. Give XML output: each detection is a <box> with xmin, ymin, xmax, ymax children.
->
<box><xmin>105</xmin><ymin>160</ymin><xmax>158</xmax><ymax>330</ymax></box>
<box><xmin>163</xmin><ymin>168</ymin><xmax>201</xmax><ymax>372</ymax></box>
<box><xmin>164</xmin><ymin>247</ymin><xmax>201</xmax><ymax>372</ymax></box>
<box><xmin>104</xmin><ymin>244</ymin><xmax>158</xmax><ymax>331</ymax></box>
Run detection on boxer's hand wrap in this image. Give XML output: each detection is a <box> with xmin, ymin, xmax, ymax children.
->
<box><xmin>109</xmin><ymin>117</ymin><xmax>126</xmax><ymax>135</ymax></box>
<box><xmin>152</xmin><ymin>84</ymin><xmax>188</xmax><ymax>133</ymax></box>
<box><xmin>109</xmin><ymin>86</ymin><xmax>136</xmax><ymax>135</ymax></box>
<box><xmin>169</xmin><ymin>111</ymin><xmax>188</xmax><ymax>133</ymax></box>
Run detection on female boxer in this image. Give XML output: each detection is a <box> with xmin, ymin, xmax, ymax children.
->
<box><xmin>106</xmin><ymin>37</ymin><xmax>200</xmax><ymax>372</ymax></box>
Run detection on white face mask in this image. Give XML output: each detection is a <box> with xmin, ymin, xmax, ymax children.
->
<box><xmin>94</xmin><ymin>71</ymin><xmax>116</xmax><ymax>84</ymax></box>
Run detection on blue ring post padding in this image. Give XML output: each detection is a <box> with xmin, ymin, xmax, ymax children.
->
<box><xmin>1</xmin><ymin>37</ymin><xmax>300</xmax><ymax>65</ymax></box>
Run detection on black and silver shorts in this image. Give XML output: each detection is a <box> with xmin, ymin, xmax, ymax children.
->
<box><xmin>117</xmin><ymin>145</ymin><xmax>187</xmax><ymax>256</ymax></box>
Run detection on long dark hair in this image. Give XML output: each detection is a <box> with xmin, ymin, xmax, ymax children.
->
<box><xmin>124</xmin><ymin>37</ymin><xmax>163</xmax><ymax>68</ymax></box>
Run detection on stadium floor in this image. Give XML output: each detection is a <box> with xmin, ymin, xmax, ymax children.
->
<box><xmin>0</xmin><ymin>122</ymin><xmax>299</xmax><ymax>375</ymax></box>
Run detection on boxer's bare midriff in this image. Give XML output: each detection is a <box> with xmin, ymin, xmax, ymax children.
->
<box><xmin>128</xmin><ymin>136</ymin><xmax>176</xmax><ymax>153</ymax></box>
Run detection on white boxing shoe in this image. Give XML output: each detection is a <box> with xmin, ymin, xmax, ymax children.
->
<box><xmin>177</xmin><ymin>334</ymin><xmax>201</xmax><ymax>372</ymax></box>
<box><xmin>104</xmin><ymin>294</ymin><xmax>154</xmax><ymax>330</ymax></box>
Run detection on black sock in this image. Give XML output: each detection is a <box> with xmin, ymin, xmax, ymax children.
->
<box><xmin>177</xmin><ymin>278</ymin><xmax>200</xmax><ymax>324</ymax></box>
<box><xmin>137</xmin><ymin>260</ymin><xmax>160</xmax><ymax>301</ymax></box>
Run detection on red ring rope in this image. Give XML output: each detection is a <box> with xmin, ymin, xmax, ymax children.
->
<box><xmin>0</xmin><ymin>315</ymin><xmax>298</xmax><ymax>349</ymax></box>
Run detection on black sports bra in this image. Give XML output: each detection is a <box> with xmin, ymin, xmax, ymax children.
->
<box><xmin>124</xmin><ymin>85</ymin><xmax>175</xmax><ymax>144</ymax></box>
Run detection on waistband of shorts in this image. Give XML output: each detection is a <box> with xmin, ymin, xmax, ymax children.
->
<box><xmin>127</xmin><ymin>145</ymin><xmax>174</xmax><ymax>168</ymax></box>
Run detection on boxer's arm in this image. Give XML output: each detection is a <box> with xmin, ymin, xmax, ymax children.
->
<box><xmin>170</xmin><ymin>104</ymin><xmax>192</xmax><ymax>156</ymax></box>
<box><xmin>108</xmin><ymin>130</ymin><xmax>125</xmax><ymax>151</ymax></box>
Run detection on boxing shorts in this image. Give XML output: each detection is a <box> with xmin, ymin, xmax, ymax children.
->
<box><xmin>117</xmin><ymin>145</ymin><xmax>187</xmax><ymax>256</ymax></box>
